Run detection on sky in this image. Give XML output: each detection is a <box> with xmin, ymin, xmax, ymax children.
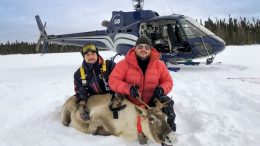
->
<box><xmin>0</xmin><ymin>0</ymin><xmax>259</xmax><ymax>43</ymax></box>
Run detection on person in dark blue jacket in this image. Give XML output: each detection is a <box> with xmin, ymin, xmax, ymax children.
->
<box><xmin>74</xmin><ymin>43</ymin><xmax>115</xmax><ymax>120</ymax></box>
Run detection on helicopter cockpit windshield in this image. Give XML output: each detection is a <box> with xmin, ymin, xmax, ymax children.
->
<box><xmin>179</xmin><ymin>16</ymin><xmax>215</xmax><ymax>39</ymax></box>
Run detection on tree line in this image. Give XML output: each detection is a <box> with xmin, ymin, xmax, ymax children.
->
<box><xmin>204</xmin><ymin>16</ymin><xmax>260</xmax><ymax>45</ymax></box>
<box><xmin>0</xmin><ymin>41</ymin><xmax>81</xmax><ymax>55</ymax></box>
<box><xmin>1</xmin><ymin>16</ymin><xmax>260</xmax><ymax>55</ymax></box>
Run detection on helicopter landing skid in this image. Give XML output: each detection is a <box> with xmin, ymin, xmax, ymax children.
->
<box><xmin>167</xmin><ymin>66</ymin><xmax>181</xmax><ymax>72</ymax></box>
<box><xmin>167</xmin><ymin>60</ymin><xmax>200</xmax><ymax>72</ymax></box>
<box><xmin>166</xmin><ymin>60</ymin><xmax>222</xmax><ymax>72</ymax></box>
<box><xmin>178</xmin><ymin>60</ymin><xmax>200</xmax><ymax>65</ymax></box>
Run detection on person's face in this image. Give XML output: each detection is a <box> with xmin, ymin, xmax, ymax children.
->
<box><xmin>84</xmin><ymin>51</ymin><xmax>98</xmax><ymax>64</ymax></box>
<box><xmin>135</xmin><ymin>44</ymin><xmax>151</xmax><ymax>60</ymax></box>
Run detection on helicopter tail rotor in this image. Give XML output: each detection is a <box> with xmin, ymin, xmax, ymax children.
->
<box><xmin>35</xmin><ymin>15</ymin><xmax>49</xmax><ymax>53</ymax></box>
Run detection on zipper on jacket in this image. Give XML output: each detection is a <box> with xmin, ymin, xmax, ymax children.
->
<box><xmin>92</xmin><ymin>69</ymin><xmax>102</xmax><ymax>93</ymax></box>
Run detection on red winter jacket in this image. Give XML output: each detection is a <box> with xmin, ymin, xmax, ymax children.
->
<box><xmin>109</xmin><ymin>48</ymin><xmax>173</xmax><ymax>106</ymax></box>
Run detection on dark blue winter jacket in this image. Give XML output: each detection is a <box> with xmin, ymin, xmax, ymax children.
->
<box><xmin>74</xmin><ymin>56</ymin><xmax>115</xmax><ymax>100</ymax></box>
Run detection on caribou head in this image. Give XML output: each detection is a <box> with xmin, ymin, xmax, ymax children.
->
<box><xmin>135</xmin><ymin>97</ymin><xmax>176</xmax><ymax>145</ymax></box>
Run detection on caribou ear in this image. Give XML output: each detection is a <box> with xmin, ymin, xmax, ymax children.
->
<box><xmin>135</xmin><ymin>106</ymin><xmax>147</xmax><ymax>116</ymax></box>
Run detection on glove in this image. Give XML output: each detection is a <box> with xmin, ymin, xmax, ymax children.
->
<box><xmin>154</xmin><ymin>86</ymin><xmax>164</xmax><ymax>98</ymax></box>
<box><xmin>76</xmin><ymin>87</ymin><xmax>88</xmax><ymax>104</ymax></box>
<box><xmin>130</xmin><ymin>85</ymin><xmax>140</xmax><ymax>97</ymax></box>
<box><xmin>158</xmin><ymin>95</ymin><xmax>171</xmax><ymax>103</ymax></box>
<box><xmin>76</xmin><ymin>94</ymin><xmax>87</xmax><ymax>103</ymax></box>
<box><xmin>109</xmin><ymin>94</ymin><xmax>122</xmax><ymax>110</ymax></box>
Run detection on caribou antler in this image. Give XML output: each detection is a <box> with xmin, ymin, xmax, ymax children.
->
<box><xmin>155</xmin><ymin>97</ymin><xmax>172</xmax><ymax>109</ymax></box>
<box><xmin>135</xmin><ymin>94</ymin><xmax>173</xmax><ymax>110</ymax></box>
<box><xmin>136</xmin><ymin>96</ymin><xmax>151</xmax><ymax>109</ymax></box>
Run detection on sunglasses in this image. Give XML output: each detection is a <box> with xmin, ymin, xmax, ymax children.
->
<box><xmin>82</xmin><ymin>44</ymin><xmax>97</xmax><ymax>54</ymax></box>
<box><xmin>136</xmin><ymin>44</ymin><xmax>151</xmax><ymax>50</ymax></box>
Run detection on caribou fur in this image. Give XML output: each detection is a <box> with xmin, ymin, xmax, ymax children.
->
<box><xmin>61</xmin><ymin>93</ymin><xmax>176</xmax><ymax>144</ymax></box>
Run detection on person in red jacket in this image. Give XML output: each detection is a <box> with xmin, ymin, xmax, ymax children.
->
<box><xmin>109</xmin><ymin>35</ymin><xmax>176</xmax><ymax>132</ymax></box>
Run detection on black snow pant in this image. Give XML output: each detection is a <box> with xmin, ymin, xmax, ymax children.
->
<box><xmin>162</xmin><ymin>99</ymin><xmax>176</xmax><ymax>132</ymax></box>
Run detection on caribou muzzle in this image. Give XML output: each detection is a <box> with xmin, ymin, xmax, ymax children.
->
<box><xmin>163</xmin><ymin>132</ymin><xmax>177</xmax><ymax>145</ymax></box>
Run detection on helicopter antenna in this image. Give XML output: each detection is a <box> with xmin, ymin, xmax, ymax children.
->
<box><xmin>132</xmin><ymin>0</ymin><xmax>144</xmax><ymax>11</ymax></box>
<box><xmin>167</xmin><ymin>1</ymin><xmax>174</xmax><ymax>14</ymax></box>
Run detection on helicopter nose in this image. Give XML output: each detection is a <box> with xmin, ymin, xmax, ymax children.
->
<box><xmin>211</xmin><ymin>35</ymin><xmax>226</xmax><ymax>54</ymax></box>
<box><xmin>191</xmin><ymin>35</ymin><xmax>226</xmax><ymax>57</ymax></box>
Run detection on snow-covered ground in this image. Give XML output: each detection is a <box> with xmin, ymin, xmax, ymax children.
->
<box><xmin>0</xmin><ymin>45</ymin><xmax>260</xmax><ymax>146</ymax></box>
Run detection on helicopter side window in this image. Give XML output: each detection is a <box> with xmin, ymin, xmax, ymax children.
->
<box><xmin>139</xmin><ymin>23</ymin><xmax>147</xmax><ymax>35</ymax></box>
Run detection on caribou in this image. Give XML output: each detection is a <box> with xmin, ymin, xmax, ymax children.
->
<box><xmin>61</xmin><ymin>93</ymin><xmax>176</xmax><ymax>145</ymax></box>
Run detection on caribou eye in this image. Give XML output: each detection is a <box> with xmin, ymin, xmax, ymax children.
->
<box><xmin>149</xmin><ymin>115</ymin><xmax>156</xmax><ymax>124</ymax></box>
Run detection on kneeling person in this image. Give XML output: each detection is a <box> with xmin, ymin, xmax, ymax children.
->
<box><xmin>109</xmin><ymin>36</ymin><xmax>176</xmax><ymax>132</ymax></box>
<box><xmin>74</xmin><ymin>44</ymin><xmax>115</xmax><ymax>120</ymax></box>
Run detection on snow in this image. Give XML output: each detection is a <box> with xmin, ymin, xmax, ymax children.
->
<box><xmin>0</xmin><ymin>45</ymin><xmax>260</xmax><ymax>146</ymax></box>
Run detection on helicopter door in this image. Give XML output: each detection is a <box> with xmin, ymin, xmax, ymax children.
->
<box><xmin>166</xmin><ymin>24</ymin><xmax>183</xmax><ymax>51</ymax></box>
<box><xmin>138</xmin><ymin>21</ymin><xmax>187</xmax><ymax>53</ymax></box>
<box><xmin>165</xmin><ymin>24</ymin><xmax>191</xmax><ymax>53</ymax></box>
<box><xmin>167</xmin><ymin>24</ymin><xmax>177</xmax><ymax>51</ymax></box>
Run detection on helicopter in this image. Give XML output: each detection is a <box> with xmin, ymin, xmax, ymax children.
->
<box><xmin>35</xmin><ymin>0</ymin><xmax>225</xmax><ymax>66</ymax></box>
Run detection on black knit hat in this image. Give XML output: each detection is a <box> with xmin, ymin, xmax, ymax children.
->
<box><xmin>81</xmin><ymin>44</ymin><xmax>99</xmax><ymax>57</ymax></box>
<box><xmin>135</xmin><ymin>35</ymin><xmax>152</xmax><ymax>46</ymax></box>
